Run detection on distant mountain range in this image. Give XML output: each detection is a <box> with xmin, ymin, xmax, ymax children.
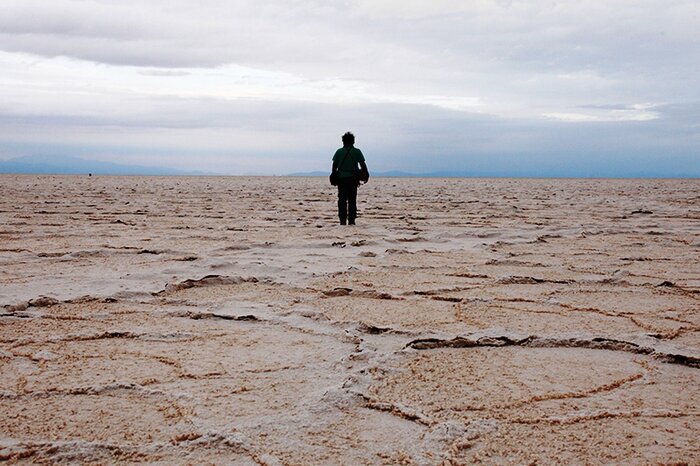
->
<box><xmin>4</xmin><ymin>155</ymin><xmax>696</xmax><ymax>178</ymax></box>
<box><xmin>0</xmin><ymin>155</ymin><xmax>207</xmax><ymax>176</ymax></box>
<box><xmin>1</xmin><ymin>156</ymin><xmax>464</xmax><ymax>178</ymax></box>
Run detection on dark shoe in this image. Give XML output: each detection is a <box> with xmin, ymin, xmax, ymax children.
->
<box><xmin>348</xmin><ymin>220</ymin><xmax>356</xmax><ymax>225</ymax></box>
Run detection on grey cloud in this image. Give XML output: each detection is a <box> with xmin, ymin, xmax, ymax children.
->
<box><xmin>577</xmin><ymin>104</ymin><xmax>641</xmax><ymax>110</ymax></box>
<box><xmin>2</xmin><ymin>0</ymin><xmax>698</xmax><ymax>109</ymax></box>
<box><xmin>1</xmin><ymin>94</ymin><xmax>697</xmax><ymax>176</ymax></box>
<box><xmin>0</xmin><ymin>0</ymin><xmax>353</xmax><ymax>68</ymax></box>
<box><xmin>138</xmin><ymin>69</ymin><xmax>191</xmax><ymax>77</ymax></box>
<box><xmin>0</xmin><ymin>1</ymin><xmax>154</xmax><ymax>39</ymax></box>
<box><xmin>346</xmin><ymin>2</ymin><xmax>700</xmax><ymax>101</ymax></box>
<box><xmin>0</xmin><ymin>0</ymin><xmax>698</xmax><ymax>176</ymax></box>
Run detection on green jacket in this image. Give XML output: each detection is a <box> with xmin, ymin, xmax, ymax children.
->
<box><xmin>332</xmin><ymin>146</ymin><xmax>365</xmax><ymax>179</ymax></box>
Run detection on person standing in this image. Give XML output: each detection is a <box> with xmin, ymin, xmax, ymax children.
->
<box><xmin>332</xmin><ymin>132</ymin><xmax>368</xmax><ymax>225</ymax></box>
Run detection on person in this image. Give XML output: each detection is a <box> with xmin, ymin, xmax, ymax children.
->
<box><xmin>332</xmin><ymin>132</ymin><xmax>368</xmax><ymax>225</ymax></box>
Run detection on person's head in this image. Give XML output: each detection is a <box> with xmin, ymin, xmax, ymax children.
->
<box><xmin>342</xmin><ymin>131</ymin><xmax>355</xmax><ymax>146</ymax></box>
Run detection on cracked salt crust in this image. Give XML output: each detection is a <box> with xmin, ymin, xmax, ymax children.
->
<box><xmin>1</xmin><ymin>175</ymin><xmax>699</xmax><ymax>464</ymax></box>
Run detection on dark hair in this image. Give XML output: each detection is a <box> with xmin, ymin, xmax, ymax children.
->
<box><xmin>342</xmin><ymin>132</ymin><xmax>355</xmax><ymax>146</ymax></box>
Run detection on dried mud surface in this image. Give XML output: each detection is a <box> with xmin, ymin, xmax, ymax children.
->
<box><xmin>1</xmin><ymin>175</ymin><xmax>699</xmax><ymax>465</ymax></box>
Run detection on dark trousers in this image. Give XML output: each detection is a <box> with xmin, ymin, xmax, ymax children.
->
<box><xmin>337</xmin><ymin>177</ymin><xmax>358</xmax><ymax>224</ymax></box>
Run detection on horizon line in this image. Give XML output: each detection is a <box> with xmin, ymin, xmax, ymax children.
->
<box><xmin>1</xmin><ymin>172</ymin><xmax>698</xmax><ymax>180</ymax></box>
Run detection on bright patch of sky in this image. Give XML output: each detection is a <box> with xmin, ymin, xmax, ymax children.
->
<box><xmin>0</xmin><ymin>0</ymin><xmax>698</xmax><ymax>176</ymax></box>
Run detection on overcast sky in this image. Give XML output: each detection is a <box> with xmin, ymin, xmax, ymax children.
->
<box><xmin>1</xmin><ymin>0</ymin><xmax>698</xmax><ymax>176</ymax></box>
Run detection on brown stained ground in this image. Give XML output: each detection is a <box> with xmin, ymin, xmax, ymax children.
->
<box><xmin>0</xmin><ymin>175</ymin><xmax>699</xmax><ymax>465</ymax></box>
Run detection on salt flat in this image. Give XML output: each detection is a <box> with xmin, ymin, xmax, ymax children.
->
<box><xmin>1</xmin><ymin>175</ymin><xmax>698</xmax><ymax>464</ymax></box>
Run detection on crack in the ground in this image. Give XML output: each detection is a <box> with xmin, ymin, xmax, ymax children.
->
<box><xmin>355</xmin><ymin>322</ymin><xmax>414</xmax><ymax>336</ymax></box>
<box><xmin>405</xmin><ymin>334</ymin><xmax>699</xmax><ymax>368</ymax></box>
<box><xmin>358</xmin><ymin>393</ymin><xmax>433</xmax><ymax>426</ymax></box>
<box><xmin>0</xmin><ymin>430</ymin><xmax>271</xmax><ymax>464</ymax></box>
<box><xmin>168</xmin><ymin>309</ymin><xmax>261</xmax><ymax>322</ymax></box>
<box><xmin>511</xmin><ymin>409</ymin><xmax>700</xmax><ymax>426</ymax></box>
<box><xmin>320</xmin><ymin>287</ymin><xmax>400</xmax><ymax>300</ymax></box>
<box><xmin>465</xmin><ymin>372</ymin><xmax>646</xmax><ymax>412</ymax></box>
<box><xmin>547</xmin><ymin>302</ymin><xmax>699</xmax><ymax>338</ymax></box>
<box><xmin>497</xmin><ymin>276</ymin><xmax>572</xmax><ymax>285</ymax></box>
<box><xmin>7</xmin><ymin>331</ymin><xmax>200</xmax><ymax>348</ymax></box>
<box><xmin>0</xmin><ymin>382</ymin><xmax>166</xmax><ymax>400</ymax></box>
<box><xmin>155</xmin><ymin>275</ymin><xmax>260</xmax><ymax>295</ymax></box>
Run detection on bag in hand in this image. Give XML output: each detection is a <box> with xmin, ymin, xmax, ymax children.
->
<box><xmin>330</xmin><ymin>171</ymin><xmax>339</xmax><ymax>186</ymax></box>
<box><xmin>359</xmin><ymin>167</ymin><xmax>369</xmax><ymax>184</ymax></box>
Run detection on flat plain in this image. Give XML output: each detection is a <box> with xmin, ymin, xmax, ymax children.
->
<box><xmin>1</xmin><ymin>175</ymin><xmax>699</xmax><ymax>465</ymax></box>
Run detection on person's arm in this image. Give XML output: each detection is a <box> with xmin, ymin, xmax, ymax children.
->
<box><xmin>355</xmin><ymin>148</ymin><xmax>367</xmax><ymax>171</ymax></box>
